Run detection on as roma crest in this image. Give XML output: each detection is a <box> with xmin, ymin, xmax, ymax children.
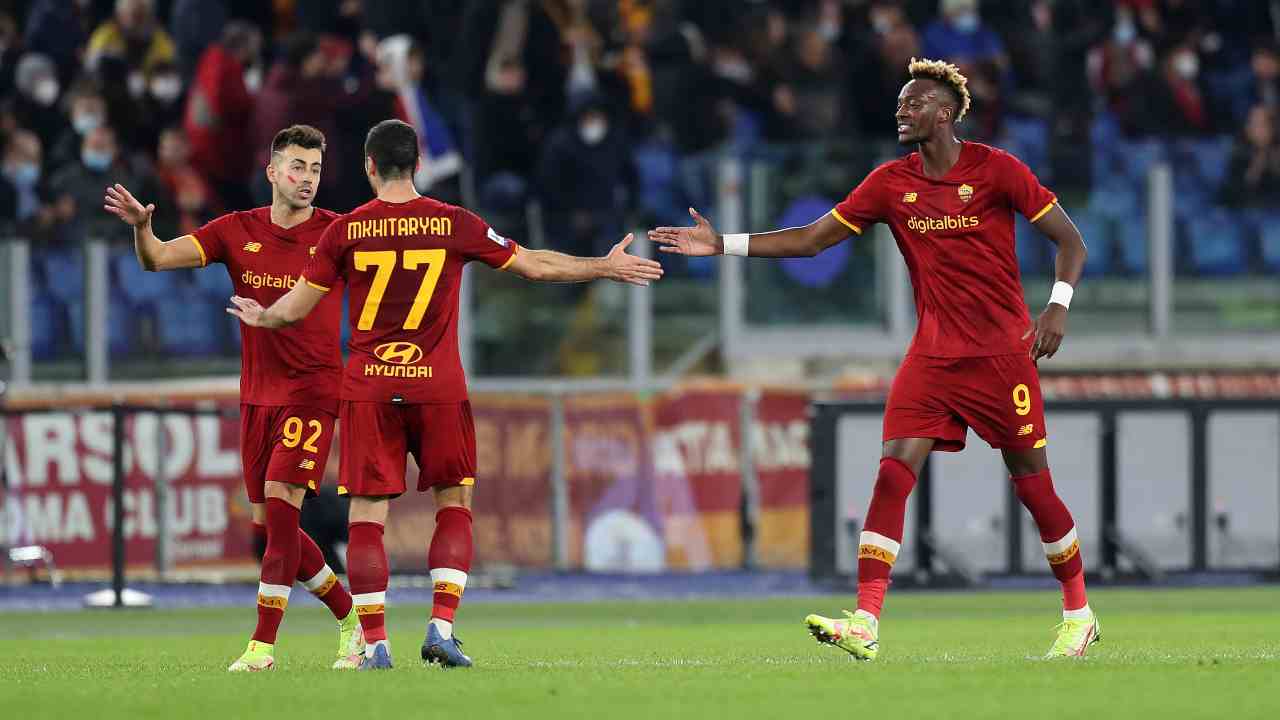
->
<box><xmin>957</xmin><ymin>183</ymin><xmax>974</xmax><ymax>203</ymax></box>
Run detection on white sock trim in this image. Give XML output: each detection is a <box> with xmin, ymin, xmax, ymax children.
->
<box><xmin>302</xmin><ymin>565</ymin><xmax>334</xmax><ymax>591</ymax></box>
<box><xmin>257</xmin><ymin>582</ymin><xmax>292</xmax><ymax>599</ymax></box>
<box><xmin>1042</xmin><ymin>527</ymin><xmax>1079</xmax><ymax>556</ymax></box>
<box><xmin>1063</xmin><ymin>604</ymin><xmax>1092</xmax><ymax>621</ymax></box>
<box><xmin>430</xmin><ymin>618</ymin><xmax>454</xmax><ymax>640</ymax></box>
<box><xmin>353</xmin><ymin>591</ymin><xmax>386</xmax><ymax>606</ymax></box>
<box><xmin>430</xmin><ymin>567</ymin><xmax>469</xmax><ymax>587</ymax></box>
<box><xmin>859</xmin><ymin>531</ymin><xmax>902</xmax><ymax>557</ymax></box>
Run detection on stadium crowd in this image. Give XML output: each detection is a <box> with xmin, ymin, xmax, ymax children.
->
<box><xmin>2</xmin><ymin>0</ymin><xmax>1279</xmax><ymax>362</ymax></box>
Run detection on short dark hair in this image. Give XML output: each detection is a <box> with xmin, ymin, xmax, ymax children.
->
<box><xmin>364</xmin><ymin>119</ymin><xmax>418</xmax><ymax>180</ymax></box>
<box><xmin>271</xmin><ymin>124</ymin><xmax>326</xmax><ymax>156</ymax></box>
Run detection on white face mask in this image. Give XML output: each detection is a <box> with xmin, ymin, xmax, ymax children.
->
<box><xmin>32</xmin><ymin>77</ymin><xmax>60</xmax><ymax>106</ymax></box>
<box><xmin>127</xmin><ymin>71</ymin><xmax>146</xmax><ymax>98</ymax></box>
<box><xmin>1174</xmin><ymin>53</ymin><xmax>1199</xmax><ymax>80</ymax></box>
<box><xmin>952</xmin><ymin>11</ymin><xmax>979</xmax><ymax>32</ymax></box>
<box><xmin>580</xmin><ymin>119</ymin><xmax>607</xmax><ymax>145</ymax></box>
<box><xmin>244</xmin><ymin>65</ymin><xmax>263</xmax><ymax>92</ymax></box>
<box><xmin>1114</xmin><ymin>19</ymin><xmax>1136</xmax><ymax>44</ymax></box>
<box><xmin>73</xmin><ymin>112</ymin><xmax>103</xmax><ymax>135</ymax></box>
<box><xmin>150</xmin><ymin>75</ymin><xmax>182</xmax><ymax>103</ymax></box>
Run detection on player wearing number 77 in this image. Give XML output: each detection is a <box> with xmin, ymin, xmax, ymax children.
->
<box><xmin>650</xmin><ymin>59</ymin><xmax>1098</xmax><ymax>661</ymax></box>
<box><xmin>229</xmin><ymin>118</ymin><xmax>663</xmax><ymax>670</ymax></box>
<box><xmin>105</xmin><ymin>125</ymin><xmax>365</xmax><ymax>673</ymax></box>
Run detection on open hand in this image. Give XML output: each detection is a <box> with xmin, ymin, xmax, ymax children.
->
<box><xmin>605</xmin><ymin>233</ymin><xmax>664</xmax><ymax>286</ymax></box>
<box><xmin>1023</xmin><ymin>304</ymin><xmax>1068</xmax><ymax>362</ymax></box>
<box><xmin>103</xmin><ymin>184</ymin><xmax>155</xmax><ymax>227</ymax></box>
<box><xmin>648</xmin><ymin>207</ymin><xmax>722</xmax><ymax>257</ymax></box>
<box><xmin>226</xmin><ymin>296</ymin><xmax>267</xmax><ymax>327</ymax></box>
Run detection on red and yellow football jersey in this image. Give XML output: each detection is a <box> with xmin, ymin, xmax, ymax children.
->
<box><xmin>832</xmin><ymin>142</ymin><xmax>1057</xmax><ymax>358</ymax></box>
<box><xmin>187</xmin><ymin>207</ymin><xmax>343</xmax><ymax>413</ymax></box>
<box><xmin>302</xmin><ymin>196</ymin><xmax>518</xmax><ymax>404</ymax></box>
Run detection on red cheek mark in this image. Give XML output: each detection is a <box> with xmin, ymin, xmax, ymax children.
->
<box><xmin>287</xmin><ymin>174</ymin><xmax>299</xmax><ymax>184</ymax></box>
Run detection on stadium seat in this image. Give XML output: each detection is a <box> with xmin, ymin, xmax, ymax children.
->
<box><xmin>776</xmin><ymin>196</ymin><xmax>849</xmax><ymax>288</ymax></box>
<box><xmin>29</xmin><ymin>291</ymin><xmax>65</xmax><ymax>360</ymax></box>
<box><xmin>1185</xmin><ymin>208</ymin><xmax>1247</xmax><ymax>276</ymax></box>
<box><xmin>1015</xmin><ymin>215</ymin><xmax>1049</xmax><ymax>276</ymax></box>
<box><xmin>1119</xmin><ymin>214</ymin><xmax>1149</xmax><ymax>275</ymax></box>
<box><xmin>192</xmin><ymin>265</ymin><xmax>234</xmax><ymax>299</ymax></box>
<box><xmin>66</xmin><ymin>288</ymin><xmax>136</xmax><ymax>356</ymax></box>
<box><xmin>1071</xmin><ymin>210</ymin><xmax>1113</xmax><ymax>277</ymax></box>
<box><xmin>112</xmin><ymin>248</ymin><xmax>179</xmax><ymax>306</ymax></box>
<box><xmin>155</xmin><ymin>285</ymin><xmax>225</xmax><ymax>356</ymax></box>
<box><xmin>1250</xmin><ymin>212</ymin><xmax>1280</xmax><ymax>272</ymax></box>
<box><xmin>36</xmin><ymin>245</ymin><xmax>85</xmax><ymax>308</ymax></box>
<box><xmin>1001</xmin><ymin>115</ymin><xmax>1051</xmax><ymax>181</ymax></box>
<box><xmin>633</xmin><ymin>140</ymin><xmax>685</xmax><ymax>227</ymax></box>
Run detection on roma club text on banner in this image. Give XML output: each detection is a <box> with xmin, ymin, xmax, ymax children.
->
<box><xmin>2</xmin><ymin>409</ymin><xmax>253</xmax><ymax>570</ymax></box>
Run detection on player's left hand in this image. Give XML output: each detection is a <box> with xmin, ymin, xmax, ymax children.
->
<box><xmin>605</xmin><ymin>233</ymin><xmax>665</xmax><ymax>286</ymax></box>
<box><xmin>227</xmin><ymin>296</ymin><xmax>267</xmax><ymax>327</ymax></box>
<box><xmin>1023</xmin><ymin>304</ymin><xmax>1068</xmax><ymax>362</ymax></box>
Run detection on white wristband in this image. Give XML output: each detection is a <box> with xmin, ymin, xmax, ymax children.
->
<box><xmin>722</xmin><ymin>233</ymin><xmax>750</xmax><ymax>256</ymax></box>
<box><xmin>1048</xmin><ymin>281</ymin><xmax>1074</xmax><ymax>309</ymax></box>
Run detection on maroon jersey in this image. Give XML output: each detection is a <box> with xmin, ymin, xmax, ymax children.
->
<box><xmin>186</xmin><ymin>207</ymin><xmax>343</xmax><ymax>412</ymax></box>
<box><xmin>832</xmin><ymin>142</ymin><xmax>1056</xmax><ymax>358</ymax></box>
<box><xmin>302</xmin><ymin>196</ymin><xmax>518</xmax><ymax>404</ymax></box>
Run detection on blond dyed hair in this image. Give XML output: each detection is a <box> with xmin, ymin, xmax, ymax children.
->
<box><xmin>907</xmin><ymin>57</ymin><xmax>971</xmax><ymax>122</ymax></box>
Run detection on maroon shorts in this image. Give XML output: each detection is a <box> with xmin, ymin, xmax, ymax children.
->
<box><xmin>240</xmin><ymin>404</ymin><xmax>336</xmax><ymax>503</ymax></box>
<box><xmin>883</xmin><ymin>354</ymin><xmax>1048</xmax><ymax>452</ymax></box>
<box><xmin>338</xmin><ymin>400</ymin><xmax>477</xmax><ymax>498</ymax></box>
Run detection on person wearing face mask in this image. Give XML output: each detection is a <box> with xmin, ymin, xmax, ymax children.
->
<box><xmin>48</xmin><ymin>85</ymin><xmax>109</xmax><ymax>171</ymax></box>
<box><xmin>535</xmin><ymin>92</ymin><xmax>634</xmax><ymax>259</ymax></box>
<box><xmin>49</xmin><ymin>123</ymin><xmax>168</xmax><ymax>241</ymax></box>
<box><xmin>921</xmin><ymin>0</ymin><xmax>1007</xmax><ymax>73</ymax></box>
<box><xmin>1150</xmin><ymin>43</ymin><xmax>1211</xmax><ymax>136</ymax></box>
<box><xmin>0</xmin><ymin>125</ymin><xmax>58</xmax><ymax>233</ymax></box>
<box><xmin>10</xmin><ymin>53</ymin><xmax>69</xmax><ymax>151</ymax></box>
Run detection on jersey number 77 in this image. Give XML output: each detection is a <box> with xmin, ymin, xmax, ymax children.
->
<box><xmin>354</xmin><ymin>249</ymin><xmax>446</xmax><ymax>329</ymax></box>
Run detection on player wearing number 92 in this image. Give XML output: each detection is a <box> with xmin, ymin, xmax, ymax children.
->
<box><xmin>650</xmin><ymin>59</ymin><xmax>1099</xmax><ymax>660</ymax></box>
<box><xmin>228</xmin><ymin>118</ymin><xmax>663</xmax><ymax>669</ymax></box>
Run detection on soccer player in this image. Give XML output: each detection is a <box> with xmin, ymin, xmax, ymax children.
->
<box><xmin>649</xmin><ymin>58</ymin><xmax>1098</xmax><ymax>660</ymax></box>
<box><xmin>227</xmin><ymin>119</ymin><xmax>663</xmax><ymax>670</ymax></box>
<box><xmin>103</xmin><ymin>125</ymin><xmax>365</xmax><ymax>671</ymax></box>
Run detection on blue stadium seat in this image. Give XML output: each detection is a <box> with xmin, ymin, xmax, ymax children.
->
<box><xmin>1120</xmin><ymin>213</ymin><xmax>1149</xmax><ymax>275</ymax></box>
<box><xmin>776</xmin><ymin>196</ymin><xmax>850</xmax><ymax>288</ymax></box>
<box><xmin>1115</xmin><ymin>139</ymin><xmax>1166</xmax><ymax>185</ymax></box>
<box><xmin>66</xmin><ymin>288</ymin><xmax>135</xmax><ymax>356</ymax></box>
<box><xmin>155</xmin><ymin>285</ymin><xmax>224</xmax><ymax>356</ymax></box>
<box><xmin>193</xmin><ymin>265</ymin><xmax>234</xmax><ymax>299</ymax></box>
<box><xmin>112</xmin><ymin>248</ymin><xmax>179</xmax><ymax>306</ymax></box>
<box><xmin>1251</xmin><ymin>212</ymin><xmax>1280</xmax><ymax>272</ymax></box>
<box><xmin>1185</xmin><ymin>208</ymin><xmax>1247</xmax><ymax>276</ymax></box>
<box><xmin>1015</xmin><ymin>215</ymin><xmax>1048</xmax><ymax>275</ymax></box>
<box><xmin>1001</xmin><ymin>116</ymin><xmax>1050</xmax><ymax>180</ymax></box>
<box><xmin>1178</xmin><ymin>137</ymin><xmax>1233</xmax><ymax>190</ymax></box>
<box><xmin>633</xmin><ymin>140</ymin><xmax>684</xmax><ymax>227</ymax></box>
<box><xmin>1071</xmin><ymin>210</ymin><xmax>1113</xmax><ymax>277</ymax></box>
<box><xmin>1087</xmin><ymin>182</ymin><xmax>1140</xmax><ymax>223</ymax></box>
<box><xmin>29</xmin><ymin>291</ymin><xmax>65</xmax><ymax>360</ymax></box>
<box><xmin>36</xmin><ymin>245</ymin><xmax>84</xmax><ymax>308</ymax></box>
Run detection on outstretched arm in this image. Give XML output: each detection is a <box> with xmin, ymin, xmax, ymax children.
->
<box><xmin>103</xmin><ymin>184</ymin><xmax>204</xmax><ymax>271</ymax></box>
<box><xmin>1022</xmin><ymin>204</ymin><xmax>1088</xmax><ymax>361</ymax></box>
<box><xmin>226</xmin><ymin>282</ymin><xmax>327</xmax><ymax>329</ymax></box>
<box><xmin>647</xmin><ymin>207</ymin><xmax>853</xmax><ymax>258</ymax></box>
<box><xmin>504</xmin><ymin>233</ymin><xmax>664</xmax><ymax>285</ymax></box>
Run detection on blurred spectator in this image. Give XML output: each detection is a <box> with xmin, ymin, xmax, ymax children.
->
<box><xmin>1150</xmin><ymin>43</ymin><xmax>1212</xmax><ymax>136</ymax></box>
<box><xmin>1003</xmin><ymin>0</ymin><xmax>1059</xmax><ymax>119</ymax></box>
<box><xmin>130</xmin><ymin>60</ymin><xmax>185</xmax><ymax>154</ymax></box>
<box><xmin>454</xmin><ymin>0</ymin><xmax>568</xmax><ymax>195</ymax></box>
<box><xmin>535</xmin><ymin>92</ymin><xmax>633</xmax><ymax>257</ymax></box>
<box><xmin>22</xmin><ymin>0</ymin><xmax>93</xmax><ymax>82</ymax></box>
<box><xmin>921</xmin><ymin>0</ymin><xmax>1006</xmax><ymax>70</ymax></box>
<box><xmin>48</xmin><ymin>83</ymin><xmax>109</xmax><ymax>170</ymax></box>
<box><xmin>850</xmin><ymin>3</ymin><xmax>921</xmax><ymax>141</ymax></box>
<box><xmin>1221</xmin><ymin>106</ymin><xmax>1280</xmax><ymax>208</ymax></box>
<box><xmin>48</xmin><ymin>123</ymin><xmax>165</xmax><ymax>241</ymax></box>
<box><xmin>376</xmin><ymin>35</ymin><xmax>462</xmax><ymax>197</ymax></box>
<box><xmin>1249</xmin><ymin>43</ymin><xmax>1280</xmax><ymax>111</ymax></box>
<box><xmin>0</xmin><ymin>129</ymin><xmax>58</xmax><ymax>237</ymax></box>
<box><xmin>169</xmin><ymin>0</ymin><xmax>228</xmax><ymax>79</ymax></box>
<box><xmin>249</xmin><ymin>31</ymin><xmax>369</xmax><ymax>209</ymax></box>
<box><xmin>9</xmin><ymin>53</ymin><xmax>67</xmax><ymax>150</ymax></box>
<box><xmin>783</xmin><ymin>25</ymin><xmax>849</xmax><ymax>141</ymax></box>
<box><xmin>0</xmin><ymin>12</ymin><xmax>18</xmax><ymax>99</ymax></box>
<box><xmin>84</xmin><ymin>0</ymin><xmax>177</xmax><ymax>81</ymax></box>
<box><xmin>184</xmin><ymin>20</ymin><xmax>260</xmax><ymax>211</ymax></box>
<box><xmin>645</xmin><ymin>3</ymin><xmax>729</xmax><ymax>154</ymax></box>
<box><xmin>1087</xmin><ymin>7</ymin><xmax>1158</xmax><ymax>136</ymax></box>
<box><xmin>155</xmin><ymin>126</ymin><xmax>216</xmax><ymax>235</ymax></box>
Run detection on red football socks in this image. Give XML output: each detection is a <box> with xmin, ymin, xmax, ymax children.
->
<box><xmin>252</xmin><ymin>498</ymin><xmax>301</xmax><ymax>644</ymax></box>
<box><xmin>347</xmin><ymin>521</ymin><xmax>389</xmax><ymax>642</ymax></box>
<box><xmin>856</xmin><ymin>458</ymin><xmax>917</xmax><ymax>618</ymax></box>
<box><xmin>427</xmin><ymin>507</ymin><xmax>473</xmax><ymax>631</ymax></box>
<box><xmin>1013</xmin><ymin>470</ymin><xmax>1089</xmax><ymax>611</ymax></box>
<box><xmin>298</xmin><ymin>529</ymin><xmax>353</xmax><ymax>620</ymax></box>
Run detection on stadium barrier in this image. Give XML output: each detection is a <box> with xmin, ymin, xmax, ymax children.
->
<box><xmin>809</xmin><ymin>396</ymin><xmax>1280</xmax><ymax>586</ymax></box>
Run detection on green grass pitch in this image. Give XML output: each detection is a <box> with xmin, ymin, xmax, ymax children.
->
<box><xmin>2</xmin><ymin>587</ymin><xmax>1278</xmax><ymax>719</ymax></box>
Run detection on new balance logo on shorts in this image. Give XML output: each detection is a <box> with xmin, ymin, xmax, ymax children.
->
<box><xmin>243</xmin><ymin>241</ymin><xmax>262</xmax><ymax>252</ymax></box>
<box><xmin>298</xmin><ymin>459</ymin><xmax>316</xmax><ymax>470</ymax></box>
<box><xmin>1018</xmin><ymin>424</ymin><xmax>1035</xmax><ymax>436</ymax></box>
